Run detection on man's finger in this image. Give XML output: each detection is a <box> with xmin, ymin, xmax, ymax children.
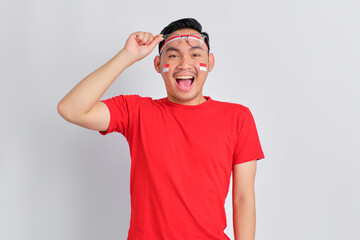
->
<box><xmin>136</xmin><ymin>32</ymin><xmax>146</xmax><ymax>45</ymax></box>
<box><xmin>142</xmin><ymin>33</ymin><xmax>152</xmax><ymax>45</ymax></box>
<box><xmin>147</xmin><ymin>34</ymin><xmax>154</xmax><ymax>45</ymax></box>
<box><xmin>148</xmin><ymin>34</ymin><xmax>164</xmax><ymax>51</ymax></box>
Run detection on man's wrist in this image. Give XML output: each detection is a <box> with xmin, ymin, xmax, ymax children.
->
<box><xmin>114</xmin><ymin>49</ymin><xmax>138</xmax><ymax>68</ymax></box>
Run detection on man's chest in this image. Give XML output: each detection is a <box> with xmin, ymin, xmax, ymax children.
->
<box><xmin>130</xmin><ymin>110</ymin><xmax>237</xmax><ymax>174</ymax></box>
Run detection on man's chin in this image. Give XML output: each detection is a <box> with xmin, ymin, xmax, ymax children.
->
<box><xmin>170</xmin><ymin>92</ymin><xmax>204</xmax><ymax>105</ymax></box>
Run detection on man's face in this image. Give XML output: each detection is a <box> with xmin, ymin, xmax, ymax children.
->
<box><xmin>154</xmin><ymin>28</ymin><xmax>215</xmax><ymax>105</ymax></box>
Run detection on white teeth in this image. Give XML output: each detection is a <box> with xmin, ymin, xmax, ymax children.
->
<box><xmin>176</xmin><ymin>76</ymin><xmax>193</xmax><ymax>79</ymax></box>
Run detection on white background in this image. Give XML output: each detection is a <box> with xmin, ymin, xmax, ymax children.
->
<box><xmin>1</xmin><ymin>0</ymin><xmax>359</xmax><ymax>239</ymax></box>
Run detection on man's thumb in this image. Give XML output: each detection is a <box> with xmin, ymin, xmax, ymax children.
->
<box><xmin>149</xmin><ymin>34</ymin><xmax>164</xmax><ymax>51</ymax></box>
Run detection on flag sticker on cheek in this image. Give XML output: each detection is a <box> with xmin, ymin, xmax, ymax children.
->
<box><xmin>162</xmin><ymin>64</ymin><xmax>170</xmax><ymax>72</ymax></box>
<box><xmin>199</xmin><ymin>63</ymin><xmax>207</xmax><ymax>71</ymax></box>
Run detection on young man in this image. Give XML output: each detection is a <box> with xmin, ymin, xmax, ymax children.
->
<box><xmin>58</xmin><ymin>18</ymin><xmax>265</xmax><ymax>240</ymax></box>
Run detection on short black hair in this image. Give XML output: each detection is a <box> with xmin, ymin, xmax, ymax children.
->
<box><xmin>158</xmin><ymin>18</ymin><xmax>210</xmax><ymax>54</ymax></box>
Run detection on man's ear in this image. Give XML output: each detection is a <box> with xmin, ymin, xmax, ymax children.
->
<box><xmin>154</xmin><ymin>55</ymin><xmax>161</xmax><ymax>73</ymax></box>
<box><xmin>208</xmin><ymin>53</ymin><xmax>215</xmax><ymax>72</ymax></box>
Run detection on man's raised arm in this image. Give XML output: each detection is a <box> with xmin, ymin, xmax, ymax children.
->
<box><xmin>57</xmin><ymin>32</ymin><xmax>163</xmax><ymax>132</ymax></box>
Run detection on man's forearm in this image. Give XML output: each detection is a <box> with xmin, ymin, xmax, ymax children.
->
<box><xmin>58</xmin><ymin>49</ymin><xmax>136</xmax><ymax>117</ymax></box>
<box><xmin>233</xmin><ymin>196</ymin><xmax>256</xmax><ymax>240</ymax></box>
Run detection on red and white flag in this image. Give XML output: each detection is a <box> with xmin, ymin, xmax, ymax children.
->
<box><xmin>163</xmin><ymin>64</ymin><xmax>169</xmax><ymax>72</ymax></box>
<box><xmin>199</xmin><ymin>63</ymin><xmax>207</xmax><ymax>71</ymax></box>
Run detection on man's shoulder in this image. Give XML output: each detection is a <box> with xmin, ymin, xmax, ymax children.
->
<box><xmin>211</xmin><ymin>98</ymin><xmax>250</xmax><ymax>112</ymax></box>
<box><xmin>107</xmin><ymin>94</ymin><xmax>155</xmax><ymax>103</ymax></box>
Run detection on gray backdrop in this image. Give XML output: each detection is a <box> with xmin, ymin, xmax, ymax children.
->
<box><xmin>1</xmin><ymin>0</ymin><xmax>359</xmax><ymax>239</ymax></box>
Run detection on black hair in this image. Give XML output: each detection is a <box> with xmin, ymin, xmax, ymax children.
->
<box><xmin>158</xmin><ymin>18</ymin><xmax>210</xmax><ymax>54</ymax></box>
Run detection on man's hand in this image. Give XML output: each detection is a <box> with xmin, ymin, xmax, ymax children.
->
<box><xmin>123</xmin><ymin>32</ymin><xmax>164</xmax><ymax>62</ymax></box>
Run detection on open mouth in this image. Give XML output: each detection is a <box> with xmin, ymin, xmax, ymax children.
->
<box><xmin>175</xmin><ymin>75</ymin><xmax>194</xmax><ymax>90</ymax></box>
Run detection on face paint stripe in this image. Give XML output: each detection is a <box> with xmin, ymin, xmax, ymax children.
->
<box><xmin>165</xmin><ymin>38</ymin><xmax>180</xmax><ymax>45</ymax></box>
<box><xmin>200</xmin><ymin>63</ymin><xmax>207</xmax><ymax>71</ymax></box>
<box><xmin>162</xmin><ymin>64</ymin><xmax>170</xmax><ymax>72</ymax></box>
<box><xmin>187</xmin><ymin>36</ymin><xmax>209</xmax><ymax>51</ymax></box>
<box><xmin>187</xmin><ymin>34</ymin><xmax>201</xmax><ymax>39</ymax></box>
<box><xmin>166</xmin><ymin>36</ymin><xmax>181</xmax><ymax>42</ymax></box>
<box><xmin>160</xmin><ymin>37</ymin><xmax>181</xmax><ymax>53</ymax></box>
<box><xmin>160</xmin><ymin>35</ymin><xmax>209</xmax><ymax>54</ymax></box>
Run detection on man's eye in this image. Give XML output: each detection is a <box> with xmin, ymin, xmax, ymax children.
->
<box><xmin>169</xmin><ymin>54</ymin><xmax>178</xmax><ymax>58</ymax></box>
<box><xmin>193</xmin><ymin>54</ymin><xmax>201</xmax><ymax>57</ymax></box>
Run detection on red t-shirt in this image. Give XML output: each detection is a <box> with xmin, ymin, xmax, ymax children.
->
<box><xmin>99</xmin><ymin>95</ymin><xmax>265</xmax><ymax>240</ymax></box>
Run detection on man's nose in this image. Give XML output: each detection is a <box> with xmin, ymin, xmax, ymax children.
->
<box><xmin>175</xmin><ymin>40</ymin><xmax>195</xmax><ymax>70</ymax></box>
<box><xmin>177</xmin><ymin>55</ymin><xmax>193</xmax><ymax>70</ymax></box>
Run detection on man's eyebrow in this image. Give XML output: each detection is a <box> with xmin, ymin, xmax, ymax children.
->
<box><xmin>165</xmin><ymin>47</ymin><xmax>180</xmax><ymax>53</ymax></box>
<box><xmin>189</xmin><ymin>46</ymin><xmax>204</xmax><ymax>51</ymax></box>
<box><xmin>164</xmin><ymin>46</ymin><xmax>204</xmax><ymax>54</ymax></box>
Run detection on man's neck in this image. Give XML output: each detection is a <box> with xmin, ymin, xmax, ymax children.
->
<box><xmin>168</xmin><ymin>96</ymin><xmax>207</xmax><ymax>106</ymax></box>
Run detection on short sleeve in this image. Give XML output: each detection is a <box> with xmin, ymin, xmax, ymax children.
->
<box><xmin>232</xmin><ymin>107</ymin><xmax>265</xmax><ymax>165</ymax></box>
<box><xmin>99</xmin><ymin>94</ymin><xmax>140</xmax><ymax>137</ymax></box>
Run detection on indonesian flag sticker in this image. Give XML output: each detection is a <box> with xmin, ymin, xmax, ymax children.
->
<box><xmin>162</xmin><ymin>64</ymin><xmax>170</xmax><ymax>72</ymax></box>
<box><xmin>199</xmin><ymin>63</ymin><xmax>207</xmax><ymax>71</ymax></box>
